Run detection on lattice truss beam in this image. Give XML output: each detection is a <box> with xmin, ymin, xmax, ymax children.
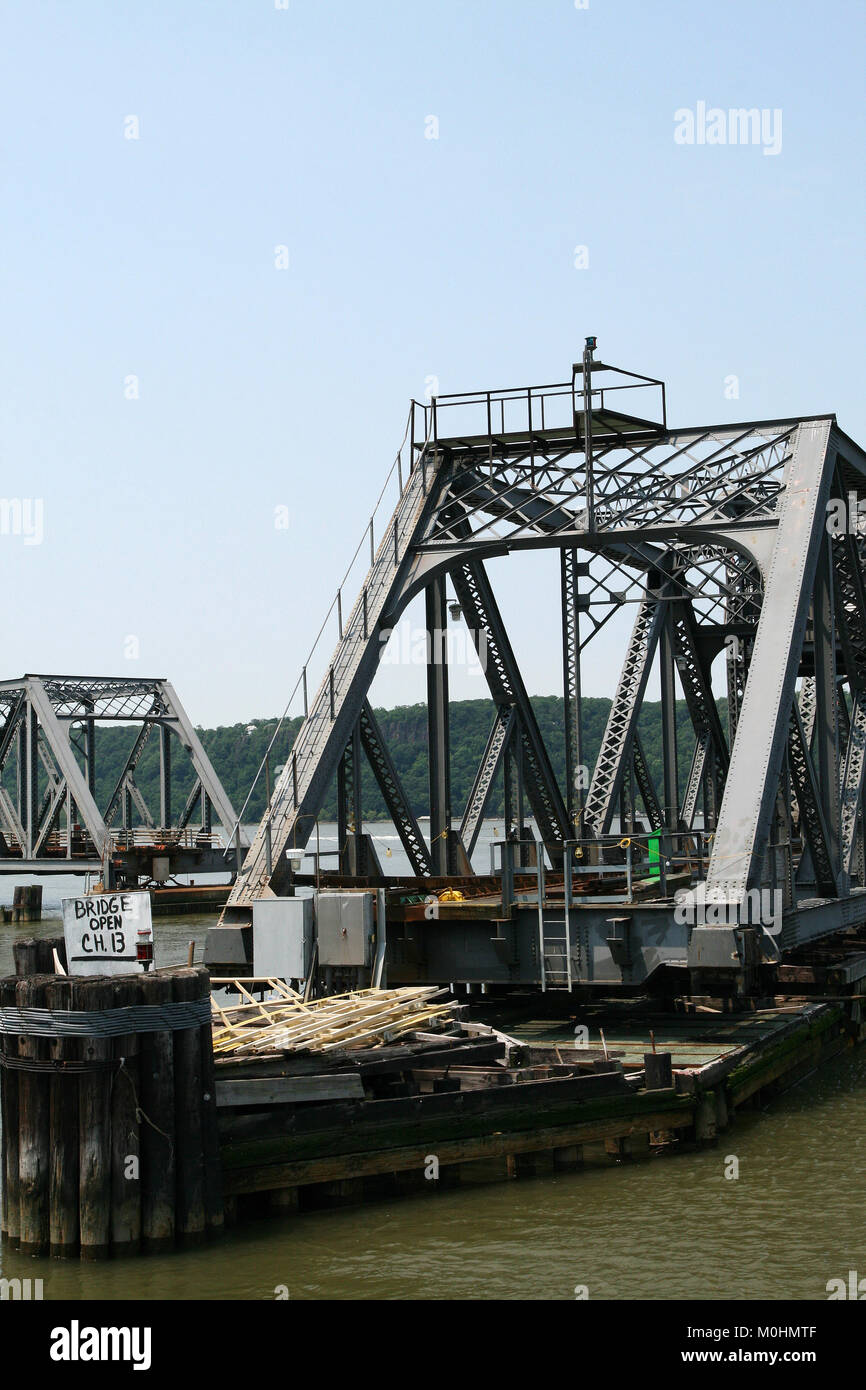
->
<box><xmin>221</xmin><ymin>363</ymin><xmax>866</xmax><ymax>923</ymax></box>
<box><xmin>0</xmin><ymin>675</ymin><xmax>242</xmax><ymax>862</ymax></box>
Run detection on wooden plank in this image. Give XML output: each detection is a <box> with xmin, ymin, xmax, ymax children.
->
<box><xmin>216</xmin><ymin>1074</ymin><xmax>365</xmax><ymax>1108</ymax></box>
<box><xmin>223</xmin><ymin>1108</ymin><xmax>695</xmax><ymax>1194</ymax></box>
<box><xmin>218</xmin><ymin>1066</ymin><xmax>668</xmax><ymax>1163</ymax></box>
<box><xmin>211</xmin><ymin>984</ymin><xmax>455</xmax><ymax>1057</ymax></box>
<box><xmin>213</xmin><ymin>1036</ymin><xmax>506</xmax><ymax>1080</ymax></box>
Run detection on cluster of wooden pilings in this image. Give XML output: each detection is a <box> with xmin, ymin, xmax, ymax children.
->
<box><xmin>0</xmin><ymin>946</ymin><xmax>222</xmax><ymax>1259</ymax></box>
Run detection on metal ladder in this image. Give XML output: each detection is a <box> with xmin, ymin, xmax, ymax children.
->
<box><xmin>535</xmin><ymin>851</ymin><xmax>573</xmax><ymax>991</ymax></box>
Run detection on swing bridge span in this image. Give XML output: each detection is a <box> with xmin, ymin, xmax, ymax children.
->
<box><xmin>201</xmin><ymin>344</ymin><xmax>866</xmax><ymax>992</ymax></box>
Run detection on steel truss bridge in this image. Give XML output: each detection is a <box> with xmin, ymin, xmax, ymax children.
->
<box><xmin>0</xmin><ymin>676</ymin><xmax>247</xmax><ymax>885</ymax></box>
<box><xmin>205</xmin><ymin>345</ymin><xmax>866</xmax><ymax>992</ymax></box>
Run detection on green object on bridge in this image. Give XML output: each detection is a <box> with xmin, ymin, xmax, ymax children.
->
<box><xmin>648</xmin><ymin>832</ymin><xmax>661</xmax><ymax>880</ymax></box>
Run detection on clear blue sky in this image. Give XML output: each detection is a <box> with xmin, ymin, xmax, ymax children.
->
<box><xmin>1</xmin><ymin>0</ymin><xmax>863</xmax><ymax>727</ymax></box>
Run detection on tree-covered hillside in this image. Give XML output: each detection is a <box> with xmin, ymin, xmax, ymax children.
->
<box><xmin>75</xmin><ymin>696</ymin><xmax>724</xmax><ymax>826</ymax></box>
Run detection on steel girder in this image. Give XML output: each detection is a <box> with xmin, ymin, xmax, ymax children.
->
<box><xmin>840</xmin><ymin>693</ymin><xmax>866</xmax><ymax>878</ymax></box>
<box><xmin>672</xmin><ymin>599</ymin><xmax>730</xmax><ymax>828</ymax></box>
<box><xmin>449</xmin><ymin>558</ymin><xmax>570</xmax><ymax>851</ymax></box>
<box><xmin>787</xmin><ymin>701</ymin><xmax>837</xmax><ymax>896</ymax></box>
<box><xmin>103</xmin><ymin>720</ymin><xmax>158</xmax><ymax>828</ymax></box>
<box><xmin>632</xmin><ymin>731</ymin><xmax>664</xmax><ymax>830</ymax></box>
<box><xmin>157</xmin><ymin>681</ymin><xmax>240</xmax><ymax>841</ymax></box>
<box><xmin>358</xmin><ymin>701</ymin><xmax>432</xmax><ymax>876</ymax></box>
<box><xmin>833</xmin><ymin>528</ymin><xmax>866</xmax><ymax>874</ymax></box>
<box><xmin>460</xmin><ymin>705</ymin><xmax>517</xmax><ymax>855</ymax></box>
<box><xmin>22</xmin><ymin>679</ymin><xmax>109</xmax><ymax>857</ymax></box>
<box><xmin>177</xmin><ymin>776</ymin><xmax>205</xmax><ymax>835</ymax></box>
<box><xmin>583</xmin><ymin>595</ymin><xmax>665</xmax><ymax>835</ymax></box>
<box><xmin>561</xmin><ymin>549</ymin><xmax>584</xmax><ymax>830</ymax></box>
<box><xmin>425</xmin><ymin>575</ymin><xmax>457</xmax><ymax>874</ymax></box>
<box><xmin>704</xmin><ymin>420</ymin><xmax>837</xmax><ymax>901</ymax></box>
<box><xmin>335</xmin><ymin>719</ymin><xmax>362</xmax><ymax>869</ymax></box>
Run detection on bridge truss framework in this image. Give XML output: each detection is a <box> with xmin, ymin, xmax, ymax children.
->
<box><xmin>0</xmin><ymin>675</ymin><xmax>247</xmax><ymax>884</ymax></box>
<box><xmin>205</xmin><ymin>349</ymin><xmax>866</xmax><ymax>991</ymax></box>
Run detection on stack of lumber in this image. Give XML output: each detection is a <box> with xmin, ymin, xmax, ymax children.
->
<box><xmin>210</xmin><ymin>982</ymin><xmax>458</xmax><ymax>1058</ymax></box>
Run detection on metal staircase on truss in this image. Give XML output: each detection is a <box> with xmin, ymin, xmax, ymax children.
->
<box><xmin>206</xmin><ymin>341</ymin><xmax>866</xmax><ymax>992</ymax></box>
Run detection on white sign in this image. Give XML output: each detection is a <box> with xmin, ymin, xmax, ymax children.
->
<box><xmin>61</xmin><ymin>891</ymin><xmax>153</xmax><ymax>976</ymax></box>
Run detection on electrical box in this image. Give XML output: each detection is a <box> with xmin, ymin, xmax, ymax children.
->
<box><xmin>252</xmin><ymin>897</ymin><xmax>313</xmax><ymax>980</ymax></box>
<box><xmin>317</xmin><ymin>892</ymin><xmax>374</xmax><ymax>967</ymax></box>
<box><xmin>152</xmin><ymin>856</ymin><xmax>170</xmax><ymax>883</ymax></box>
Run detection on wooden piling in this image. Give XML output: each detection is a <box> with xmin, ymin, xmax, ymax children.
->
<box><xmin>268</xmin><ymin>1186</ymin><xmax>299</xmax><ymax>1214</ymax></box>
<box><xmin>46</xmin><ymin>975</ymin><xmax>79</xmax><ymax>1258</ymax></box>
<box><xmin>0</xmin><ymin>975</ymin><xmax>20</xmax><ymax>1246</ymax></box>
<box><xmin>74</xmin><ymin>975</ymin><xmax>113</xmax><ymax>1260</ymax></box>
<box><xmin>12</xmin><ymin>885</ymin><xmax>42</xmax><ymax>922</ymax></box>
<box><xmin>694</xmin><ymin>1090</ymin><xmax>718</xmax><ymax>1145</ymax></box>
<box><xmin>552</xmin><ymin>1144</ymin><xmax>583</xmax><ymax>1171</ymax></box>
<box><xmin>172</xmin><ymin>966</ymin><xmax>207</xmax><ymax>1246</ymax></box>
<box><xmin>644</xmin><ymin>1051</ymin><xmax>673</xmax><ymax>1090</ymax></box>
<box><xmin>16</xmin><ymin>974</ymin><xmax>52</xmax><ymax>1256</ymax></box>
<box><xmin>137</xmin><ymin>970</ymin><xmax>176</xmax><ymax>1253</ymax></box>
<box><xmin>13</xmin><ymin>936</ymin><xmax>66</xmax><ymax>976</ymax></box>
<box><xmin>109</xmin><ymin>975</ymin><xmax>141</xmax><ymax>1255</ymax></box>
<box><xmin>199</xmin><ymin>985</ymin><xmax>224</xmax><ymax>1238</ymax></box>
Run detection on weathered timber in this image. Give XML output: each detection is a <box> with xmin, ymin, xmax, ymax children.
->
<box><xmin>0</xmin><ymin>976</ymin><xmax>20</xmax><ymax>1244</ymax></box>
<box><xmin>13</xmin><ymin>936</ymin><xmax>65</xmax><ymax>976</ymax></box>
<box><xmin>137</xmin><ymin>970</ymin><xmax>176</xmax><ymax>1252</ymax></box>
<box><xmin>16</xmin><ymin>974</ymin><xmax>51</xmax><ymax>1255</ymax></box>
<box><xmin>725</xmin><ymin>1006</ymin><xmax>845</xmax><ymax>1104</ymax></box>
<box><xmin>74</xmin><ymin>975</ymin><xmax>113</xmax><ymax>1260</ymax></box>
<box><xmin>212</xmin><ymin>1035</ymin><xmax>506</xmax><ymax>1081</ymax></box>
<box><xmin>12</xmin><ymin>885</ymin><xmax>42</xmax><ymax>922</ymax></box>
<box><xmin>109</xmin><ymin>974</ymin><xmax>141</xmax><ymax>1255</ymax></box>
<box><xmin>216</xmin><ymin>1074</ymin><xmax>366</xmax><ymax>1108</ymax></box>
<box><xmin>172</xmin><ymin>967</ymin><xmax>207</xmax><ymax>1245</ymax></box>
<box><xmin>223</xmin><ymin>1107</ymin><xmax>695</xmax><ymax>1195</ymax></box>
<box><xmin>46</xmin><ymin>975</ymin><xmax>79</xmax><ymax>1257</ymax></box>
<box><xmin>199</xmin><ymin>988</ymin><xmax>224</xmax><ymax>1238</ymax></box>
<box><xmin>218</xmin><ymin>1071</ymin><xmax>681</xmax><ymax>1174</ymax></box>
<box><xmin>644</xmin><ymin>1051</ymin><xmax>673</xmax><ymax>1090</ymax></box>
<box><xmin>552</xmin><ymin>1144</ymin><xmax>583</xmax><ymax>1170</ymax></box>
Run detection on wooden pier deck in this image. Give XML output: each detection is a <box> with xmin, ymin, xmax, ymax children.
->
<box><xmin>215</xmin><ymin>990</ymin><xmax>863</xmax><ymax>1218</ymax></box>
